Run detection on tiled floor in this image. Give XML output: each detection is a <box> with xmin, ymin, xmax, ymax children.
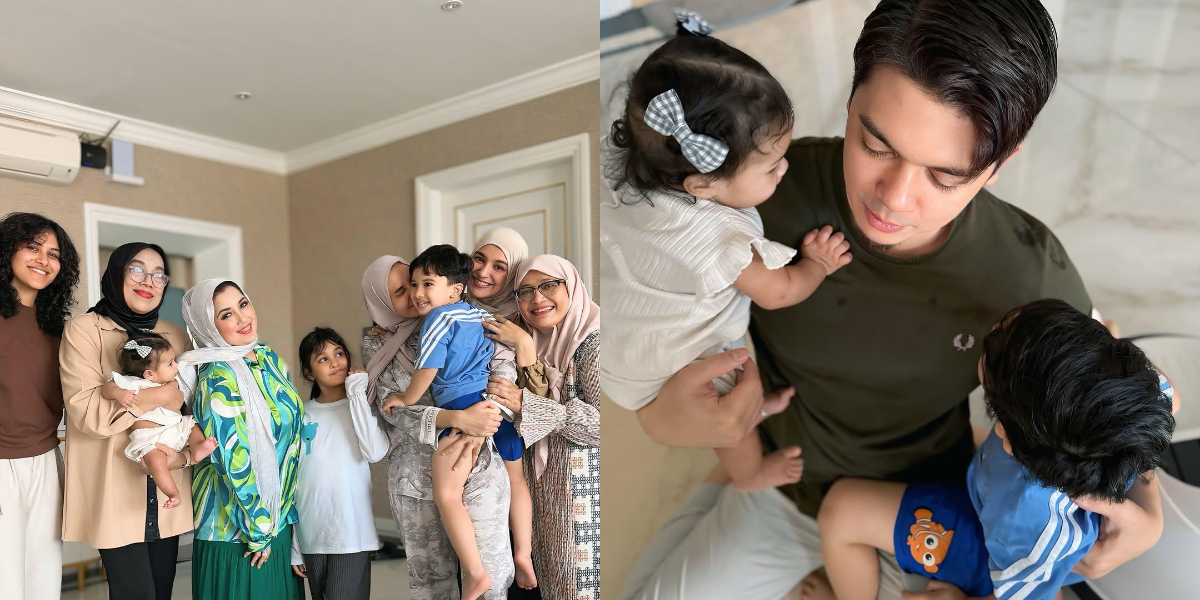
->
<box><xmin>60</xmin><ymin>558</ymin><xmax>412</xmax><ymax>600</ymax></box>
<box><xmin>601</xmin><ymin>0</ymin><xmax>1200</xmax><ymax>598</ymax></box>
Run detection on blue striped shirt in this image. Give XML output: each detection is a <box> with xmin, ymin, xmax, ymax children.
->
<box><xmin>415</xmin><ymin>302</ymin><xmax>494</xmax><ymax>405</ymax></box>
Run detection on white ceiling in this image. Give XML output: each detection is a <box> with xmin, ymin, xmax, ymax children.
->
<box><xmin>0</xmin><ymin>0</ymin><xmax>598</xmax><ymax>153</ymax></box>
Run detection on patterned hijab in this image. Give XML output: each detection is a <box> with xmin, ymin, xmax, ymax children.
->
<box><xmin>361</xmin><ymin>256</ymin><xmax>423</xmax><ymax>398</ymax></box>
<box><xmin>87</xmin><ymin>242</ymin><xmax>170</xmax><ymax>334</ymax></box>
<box><xmin>512</xmin><ymin>255</ymin><xmax>599</xmax><ymax>477</ymax></box>
<box><xmin>176</xmin><ymin>278</ymin><xmax>282</xmax><ymax>529</ymax></box>
<box><xmin>471</xmin><ymin>228</ymin><xmax>529</xmax><ymax>319</ymax></box>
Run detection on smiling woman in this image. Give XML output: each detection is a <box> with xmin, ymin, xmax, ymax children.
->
<box><xmin>0</xmin><ymin>212</ymin><xmax>80</xmax><ymax>600</ymax></box>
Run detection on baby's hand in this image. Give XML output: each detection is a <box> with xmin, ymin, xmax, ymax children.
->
<box><xmin>116</xmin><ymin>389</ymin><xmax>138</xmax><ymax>409</ymax></box>
<box><xmin>800</xmin><ymin>225</ymin><xmax>852</xmax><ymax>276</ymax></box>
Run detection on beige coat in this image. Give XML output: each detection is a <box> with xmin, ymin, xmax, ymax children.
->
<box><xmin>59</xmin><ymin>312</ymin><xmax>194</xmax><ymax>549</ymax></box>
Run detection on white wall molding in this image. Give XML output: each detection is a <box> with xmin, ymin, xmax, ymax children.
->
<box><xmin>0</xmin><ymin>50</ymin><xmax>598</xmax><ymax>176</ymax></box>
<box><xmin>415</xmin><ymin>133</ymin><xmax>593</xmax><ymax>290</ymax></box>
<box><xmin>0</xmin><ymin>86</ymin><xmax>287</xmax><ymax>175</ymax></box>
<box><xmin>285</xmin><ymin>51</ymin><xmax>600</xmax><ymax>173</ymax></box>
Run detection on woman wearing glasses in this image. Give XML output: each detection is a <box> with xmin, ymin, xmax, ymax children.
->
<box><xmin>59</xmin><ymin>243</ymin><xmax>194</xmax><ymax>600</ymax></box>
<box><xmin>480</xmin><ymin>254</ymin><xmax>601</xmax><ymax>599</ymax></box>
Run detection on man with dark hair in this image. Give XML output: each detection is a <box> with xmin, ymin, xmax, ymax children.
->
<box><xmin>624</xmin><ymin>1</ymin><xmax>1168</xmax><ymax>598</ymax></box>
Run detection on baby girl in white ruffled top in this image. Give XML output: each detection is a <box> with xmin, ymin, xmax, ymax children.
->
<box><xmin>601</xmin><ymin>14</ymin><xmax>851</xmax><ymax>491</ymax></box>
<box><xmin>110</xmin><ymin>333</ymin><xmax>217</xmax><ymax>508</ymax></box>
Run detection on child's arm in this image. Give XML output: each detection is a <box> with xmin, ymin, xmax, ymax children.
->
<box><xmin>735</xmin><ymin>226</ymin><xmax>851</xmax><ymax>310</ymax></box>
<box><xmin>383</xmin><ymin>368</ymin><xmax>436</xmax><ymax>413</ymax></box>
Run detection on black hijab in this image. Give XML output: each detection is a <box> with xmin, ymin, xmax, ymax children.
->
<box><xmin>87</xmin><ymin>242</ymin><xmax>170</xmax><ymax>334</ymax></box>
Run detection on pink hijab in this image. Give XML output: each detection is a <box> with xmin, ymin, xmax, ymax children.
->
<box><xmin>361</xmin><ymin>255</ymin><xmax>423</xmax><ymax>399</ymax></box>
<box><xmin>513</xmin><ymin>255</ymin><xmax>599</xmax><ymax>477</ymax></box>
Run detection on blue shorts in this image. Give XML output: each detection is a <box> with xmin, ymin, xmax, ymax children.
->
<box><xmin>893</xmin><ymin>483</ymin><xmax>992</xmax><ymax>598</ymax></box>
<box><xmin>437</xmin><ymin>390</ymin><xmax>524</xmax><ymax>462</ymax></box>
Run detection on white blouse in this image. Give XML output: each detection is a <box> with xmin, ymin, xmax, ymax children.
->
<box><xmin>599</xmin><ymin>187</ymin><xmax>796</xmax><ymax>410</ymax></box>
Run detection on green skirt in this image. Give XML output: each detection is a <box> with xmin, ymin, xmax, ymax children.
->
<box><xmin>192</xmin><ymin>525</ymin><xmax>305</xmax><ymax>600</ymax></box>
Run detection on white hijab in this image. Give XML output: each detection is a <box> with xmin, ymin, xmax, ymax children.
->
<box><xmin>177</xmin><ymin>278</ymin><xmax>282</xmax><ymax>530</ymax></box>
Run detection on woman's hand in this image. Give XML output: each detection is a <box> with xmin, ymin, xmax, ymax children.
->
<box><xmin>486</xmin><ymin>375</ymin><xmax>522</xmax><ymax>415</ymax></box>
<box><xmin>292</xmin><ymin>564</ymin><xmax>307</xmax><ymax>578</ymax></box>
<box><xmin>483</xmin><ymin>316</ymin><xmax>537</xmax><ymax>367</ymax></box>
<box><xmin>367</xmin><ymin>325</ymin><xmax>388</xmax><ymax>337</ymax></box>
<box><xmin>439</xmin><ymin>431</ymin><xmax>486</xmax><ymax>472</ymax></box>
<box><xmin>244</xmin><ymin>546</ymin><xmax>272</xmax><ymax>568</ymax></box>
<box><xmin>452</xmin><ymin>400</ymin><xmax>502</xmax><ymax>437</ymax></box>
<box><xmin>140</xmin><ymin>443</ymin><xmax>186</xmax><ymax>473</ymax></box>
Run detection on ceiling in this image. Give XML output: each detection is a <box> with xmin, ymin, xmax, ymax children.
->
<box><xmin>0</xmin><ymin>0</ymin><xmax>598</xmax><ymax>153</ymax></box>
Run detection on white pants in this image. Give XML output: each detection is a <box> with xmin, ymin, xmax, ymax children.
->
<box><xmin>0</xmin><ymin>448</ymin><xmax>64</xmax><ymax>600</ymax></box>
<box><xmin>622</xmin><ymin>483</ymin><xmax>915</xmax><ymax>600</ymax></box>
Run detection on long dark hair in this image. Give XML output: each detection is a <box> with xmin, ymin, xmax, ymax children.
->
<box><xmin>0</xmin><ymin>212</ymin><xmax>80</xmax><ymax>336</ymax></box>
<box><xmin>299</xmin><ymin>327</ymin><xmax>351</xmax><ymax>400</ymax></box>
<box><xmin>606</xmin><ymin>24</ymin><xmax>793</xmax><ymax>201</ymax></box>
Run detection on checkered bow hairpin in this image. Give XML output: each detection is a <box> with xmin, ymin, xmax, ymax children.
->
<box><xmin>643</xmin><ymin>89</ymin><xmax>729</xmax><ymax>173</ymax></box>
<box><xmin>123</xmin><ymin>339</ymin><xmax>152</xmax><ymax>359</ymax></box>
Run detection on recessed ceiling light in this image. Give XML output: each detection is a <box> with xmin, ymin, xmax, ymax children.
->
<box><xmin>441</xmin><ymin>1</ymin><xmax>463</xmax><ymax>11</ymax></box>
<box><xmin>235</xmin><ymin>92</ymin><xmax>252</xmax><ymax>100</ymax></box>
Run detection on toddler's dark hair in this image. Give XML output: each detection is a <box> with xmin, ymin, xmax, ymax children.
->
<box><xmin>981</xmin><ymin>299</ymin><xmax>1175</xmax><ymax>502</ymax></box>
<box><xmin>299</xmin><ymin>327</ymin><xmax>351</xmax><ymax>400</ymax></box>
<box><xmin>410</xmin><ymin>244</ymin><xmax>471</xmax><ymax>290</ymax></box>
<box><xmin>606</xmin><ymin>25</ymin><xmax>793</xmax><ymax>200</ymax></box>
<box><xmin>118</xmin><ymin>332</ymin><xmax>174</xmax><ymax>378</ymax></box>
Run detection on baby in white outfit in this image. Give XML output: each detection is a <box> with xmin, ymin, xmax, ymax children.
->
<box><xmin>113</xmin><ymin>333</ymin><xmax>217</xmax><ymax>508</ymax></box>
<box><xmin>601</xmin><ymin>24</ymin><xmax>851</xmax><ymax>491</ymax></box>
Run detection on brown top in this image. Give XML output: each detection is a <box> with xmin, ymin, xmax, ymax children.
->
<box><xmin>0</xmin><ymin>303</ymin><xmax>64</xmax><ymax>459</ymax></box>
<box><xmin>59</xmin><ymin>312</ymin><xmax>194</xmax><ymax>549</ymax></box>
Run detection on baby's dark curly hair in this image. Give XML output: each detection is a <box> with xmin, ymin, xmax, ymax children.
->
<box><xmin>117</xmin><ymin>332</ymin><xmax>174</xmax><ymax>378</ymax></box>
<box><xmin>605</xmin><ymin>24</ymin><xmax>793</xmax><ymax>202</ymax></box>
<box><xmin>0</xmin><ymin>212</ymin><xmax>80</xmax><ymax>336</ymax></box>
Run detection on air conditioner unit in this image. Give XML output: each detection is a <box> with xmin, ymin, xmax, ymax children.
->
<box><xmin>0</xmin><ymin>117</ymin><xmax>80</xmax><ymax>184</ymax></box>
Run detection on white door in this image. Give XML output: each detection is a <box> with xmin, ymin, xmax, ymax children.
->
<box><xmin>415</xmin><ymin>134</ymin><xmax>592</xmax><ymax>290</ymax></box>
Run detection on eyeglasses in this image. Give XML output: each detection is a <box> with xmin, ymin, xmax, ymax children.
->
<box><xmin>513</xmin><ymin>279</ymin><xmax>566</xmax><ymax>303</ymax></box>
<box><xmin>127</xmin><ymin>265</ymin><xmax>170</xmax><ymax>289</ymax></box>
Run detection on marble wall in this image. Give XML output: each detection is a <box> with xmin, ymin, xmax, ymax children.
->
<box><xmin>600</xmin><ymin>0</ymin><xmax>1200</xmax><ymax>597</ymax></box>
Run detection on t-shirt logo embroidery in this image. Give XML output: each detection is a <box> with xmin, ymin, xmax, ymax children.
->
<box><xmin>952</xmin><ymin>334</ymin><xmax>975</xmax><ymax>351</ymax></box>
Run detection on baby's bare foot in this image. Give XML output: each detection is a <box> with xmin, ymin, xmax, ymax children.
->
<box><xmin>514</xmin><ymin>552</ymin><xmax>538</xmax><ymax>590</ymax></box>
<box><xmin>461</xmin><ymin>569</ymin><xmax>493</xmax><ymax>600</ymax></box>
<box><xmin>192</xmin><ymin>436</ymin><xmax>218</xmax><ymax>462</ymax></box>
<box><xmin>732</xmin><ymin>446</ymin><xmax>803</xmax><ymax>492</ymax></box>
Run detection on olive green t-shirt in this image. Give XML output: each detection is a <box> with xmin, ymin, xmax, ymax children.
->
<box><xmin>751</xmin><ymin>137</ymin><xmax>1091</xmax><ymax>517</ymax></box>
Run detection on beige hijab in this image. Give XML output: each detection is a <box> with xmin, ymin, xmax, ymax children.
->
<box><xmin>472</xmin><ymin>227</ymin><xmax>529</xmax><ymax>319</ymax></box>
<box><xmin>513</xmin><ymin>255</ymin><xmax>599</xmax><ymax>477</ymax></box>
<box><xmin>361</xmin><ymin>256</ymin><xmax>423</xmax><ymax>399</ymax></box>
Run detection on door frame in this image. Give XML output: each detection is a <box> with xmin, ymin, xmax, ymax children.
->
<box><xmin>83</xmin><ymin>202</ymin><xmax>244</xmax><ymax>307</ymax></box>
<box><xmin>414</xmin><ymin>133</ymin><xmax>592</xmax><ymax>289</ymax></box>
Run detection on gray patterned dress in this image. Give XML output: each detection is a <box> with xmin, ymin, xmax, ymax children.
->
<box><xmin>363</xmin><ymin>332</ymin><xmax>514</xmax><ymax>600</ymax></box>
<box><xmin>515</xmin><ymin>331</ymin><xmax>601</xmax><ymax>599</ymax></box>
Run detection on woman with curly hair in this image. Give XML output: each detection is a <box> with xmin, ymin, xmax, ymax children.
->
<box><xmin>0</xmin><ymin>212</ymin><xmax>80</xmax><ymax>600</ymax></box>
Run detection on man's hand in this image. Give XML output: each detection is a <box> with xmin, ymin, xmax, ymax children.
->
<box><xmin>636</xmin><ymin>348</ymin><xmax>764</xmax><ymax>447</ymax></box>
<box><xmin>1072</xmin><ymin>475</ymin><xmax>1164</xmax><ymax>578</ymax></box>
<box><xmin>900</xmin><ymin>580</ymin><xmax>973</xmax><ymax>600</ymax></box>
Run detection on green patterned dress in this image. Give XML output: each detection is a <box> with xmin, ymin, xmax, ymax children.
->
<box><xmin>190</xmin><ymin>344</ymin><xmax>305</xmax><ymax>599</ymax></box>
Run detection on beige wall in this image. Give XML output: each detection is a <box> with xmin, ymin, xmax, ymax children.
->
<box><xmin>0</xmin><ymin>145</ymin><xmax>294</xmax><ymax>354</ymax></box>
<box><xmin>286</xmin><ymin>81</ymin><xmax>604</xmax><ymax>379</ymax></box>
